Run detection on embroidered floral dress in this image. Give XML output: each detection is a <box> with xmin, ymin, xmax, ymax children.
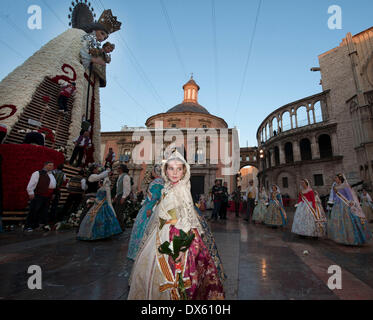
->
<box><xmin>128</xmin><ymin>151</ymin><xmax>225</xmax><ymax>300</ymax></box>
<box><xmin>194</xmin><ymin>206</ymin><xmax>227</xmax><ymax>283</ymax></box>
<box><xmin>327</xmin><ymin>185</ymin><xmax>372</xmax><ymax>246</ymax></box>
<box><xmin>252</xmin><ymin>190</ymin><xmax>268</xmax><ymax>223</ymax></box>
<box><xmin>77</xmin><ymin>178</ymin><xmax>122</xmax><ymax>241</ymax></box>
<box><xmin>264</xmin><ymin>191</ymin><xmax>287</xmax><ymax>227</ymax></box>
<box><xmin>127</xmin><ymin>178</ymin><xmax>164</xmax><ymax>260</ymax></box>
<box><xmin>292</xmin><ymin>190</ymin><xmax>325</xmax><ymax>237</ymax></box>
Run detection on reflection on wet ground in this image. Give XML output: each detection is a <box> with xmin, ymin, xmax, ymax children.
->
<box><xmin>0</xmin><ymin>209</ymin><xmax>372</xmax><ymax>300</ymax></box>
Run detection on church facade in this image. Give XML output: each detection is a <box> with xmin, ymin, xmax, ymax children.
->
<box><xmin>101</xmin><ymin>77</ymin><xmax>238</xmax><ymax>200</ymax></box>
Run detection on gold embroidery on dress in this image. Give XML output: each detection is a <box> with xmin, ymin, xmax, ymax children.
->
<box><xmin>167</xmin><ymin>208</ymin><xmax>177</xmax><ymax>220</ymax></box>
<box><xmin>159</xmin><ymin>218</ymin><xmax>167</xmax><ymax>230</ymax></box>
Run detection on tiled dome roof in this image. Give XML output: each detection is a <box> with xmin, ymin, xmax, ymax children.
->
<box><xmin>167</xmin><ymin>102</ymin><xmax>209</xmax><ymax>114</ymax></box>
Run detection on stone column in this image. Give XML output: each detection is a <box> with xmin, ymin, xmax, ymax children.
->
<box><xmin>270</xmin><ymin>149</ymin><xmax>276</xmax><ymax>167</ymax></box>
<box><xmin>293</xmin><ymin>140</ymin><xmax>301</xmax><ymax>162</ymax></box>
<box><xmin>311</xmin><ymin>107</ymin><xmax>316</xmax><ymax>124</ymax></box>
<box><xmin>293</xmin><ymin>112</ymin><xmax>298</xmax><ymax>128</ymax></box>
<box><xmin>310</xmin><ymin>135</ymin><xmax>319</xmax><ymax>159</ymax></box>
<box><xmin>306</xmin><ymin>108</ymin><xmax>310</xmax><ymax>125</ymax></box>
<box><xmin>279</xmin><ymin>144</ymin><xmax>285</xmax><ymax>164</ymax></box>
<box><xmin>331</xmin><ymin>132</ymin><xmax>338</xmax><ymax>156</ymax></box>
<box><xmin>267</xmin><ymin>151</ymin><xmax>272</xmax><ymax>168</ymax></box>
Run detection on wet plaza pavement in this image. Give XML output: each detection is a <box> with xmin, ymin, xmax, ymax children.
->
<box><xmin>1</xmin><ymin>209</ymin><xmax>373</xmax><ymax>300</ymax></box>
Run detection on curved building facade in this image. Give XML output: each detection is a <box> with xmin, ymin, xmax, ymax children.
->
<box><xmin>257</xmin><ymin>27</ymin><xmax>373</xmax><ymax>200</ymax></box>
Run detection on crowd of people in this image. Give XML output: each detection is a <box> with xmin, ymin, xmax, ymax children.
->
<box><xmin>21</xmin><ymin>150</ymin><xmax>228</xmax><ymax>300</ymax></box>
<box><xmin>200</xmin><ymin>175</ymin><xmax>373</xmax><ymax>247</ymax></box>
<box><xmin>21</xmin><ymin>160</ymin><xmax>141</xmax><ymax>236</ymax></box>
<box><xmin>2</xmin><ymin>145</ymin><xmax>373</xmax><ymax>300</ymax></box>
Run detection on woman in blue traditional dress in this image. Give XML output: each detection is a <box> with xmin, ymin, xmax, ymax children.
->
<box><xmin>327</xmin><ymin>174</ymin><xmax>372</xmax><ymax>246</ymax></box>
<box><xmin>77</xmin><ymin>176</ymin><xmax>122</xmax><ymax>241</ymax></box>
<box><xmin>291</xmin><ymin>179</ymin><xmax>326</xmax><ymax>238</ymax></box>
<box><xmin>252</xmin><ymin>186</ymin><xmax>268</xmax><ymax>224</ymax></box>
<box><xmin>127</xmin><ymin>165</ymin><xmax>164</xmax><ymax>260</ymax></box>
<box><xmin>264</xmin><ymin>185</ymin><xmax>287</xmax><ymax>228</ymax></box>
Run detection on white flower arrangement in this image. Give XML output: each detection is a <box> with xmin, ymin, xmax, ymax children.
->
<box><xmin>0</xmin><ymin>28</ymin><xmax>102</xmax><ymax>163</ymax></box>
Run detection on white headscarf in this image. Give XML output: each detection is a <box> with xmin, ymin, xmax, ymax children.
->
<box><xmin>271</xmin><ymin>184</ymin><xmax>281</xmax><ymax>194</ymax></box>
<box><xmin>159</xmin><ymin>149</ymin><xmax>203</xmax><ymax>234</ymax></box>
<box><xmin>335</xmin><ymin>174</ymin><xmax>366</xmax><ymax>219</ymax></box>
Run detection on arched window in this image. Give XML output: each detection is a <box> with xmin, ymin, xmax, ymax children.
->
<box><xmin>318</xmin><ymin>134</ymin><xmax>333</xmax><ymax>158</ymax></box>
<box><xmin>300</xmin><ymin>138</ymin><xmax>312</xmax><ymax>160</ymax></box>
<box><xmin>314</xmin><ymin>101</ymin><xmax>323</xmax><ymax>123</ymax></box>
<box><xmin>282</xmin><ymin>111</ymin><xmax>291</xmax><ymax>131</ymax></box>
<box><xmin>272</xmin><ymin>117</ymin><xmax>279</xmax><ymax>136</ymax></box>
<box><xmin>284</xmin><ymin>142</ymin><xmax>294</xmax><ymax>163</ymax></box>
<box><xmin>296</xmin><ymin>106</ymin><xmax>308</xmax><ymax>127</ymax></box>
<box><xmin>274</xmin><ymin>146</ymin><xmax>280</xmax><ymax>166</ymax></box>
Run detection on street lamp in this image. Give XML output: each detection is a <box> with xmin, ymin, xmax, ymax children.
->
<box><xmin>259</xmin><ymin>149</ymin><xmax>264</xmax><ymax>159</ymax></box>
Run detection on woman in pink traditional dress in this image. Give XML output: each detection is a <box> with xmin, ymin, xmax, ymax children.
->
<box><xmin>128</xmin><ymin>150</ymin><xmax>225</xmax><ymax>300</ymax></box>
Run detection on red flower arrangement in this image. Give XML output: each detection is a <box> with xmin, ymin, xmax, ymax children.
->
<box><xmin>0</xmin><ymin>104</ymin><xmax>17</xmax><ymax>121</ymax></box>
<box><xmin>0</xmin><ymin>144</ymin><xmax>64</xmax><ymax>210</ymax></box>
<box><xmin>42</xmin><ymin>95</ymin><xmax>50</xmax><ymax>104</ymax></box>
<box><xmin>50</xmin><ymin>64</ymin><xmax>77</xmax><ymax>84</ymax></box>
<box><xmin>38</xmin><ymin>127</ymin><xmax>55</xmax><ymax>143</ymax></box>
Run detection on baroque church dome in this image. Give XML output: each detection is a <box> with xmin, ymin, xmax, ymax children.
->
<box><xmin>145</xmin><ymin>75</ymin><xmax>228</xmax><ymax>129</ymax></box>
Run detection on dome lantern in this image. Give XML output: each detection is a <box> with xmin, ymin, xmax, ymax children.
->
<box><xmin>182</xmin><ymin>74</ymin><xmax>200</xmax><ymax>104</ymax></box>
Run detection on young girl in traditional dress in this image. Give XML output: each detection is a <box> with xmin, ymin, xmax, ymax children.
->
<box><xmin>128</xmin><ymin>150</ymin><xmax>225</xmax><ymax>300</ymax></box>
<box><xmin>291</xmin><ymin>179</ymin><xmax>326</xmax><ymax>238</ymax></box>
<box><xmin>327</xmin><ymin>174</ymin><xmax>372</xmax><ymax>246</ymax></box>
<box><xmin>264</xmin><ymin>185</ymin><xmax>287</xmax><ymax>228</ymax></box>
<box><xmin>77</xmin><ymin>177</ymin><xmax>122</xmax><ymax>241</ymax></box>
<box><xmin>360</xmin><ymin>189</ymin><xmax>373</xmax><ymax>222</ymax></box>
<box><xmin>127</xmin><ymin>165</ymin><xmax>164</xmax><ymax>260</ymax></box>
<box><xmin>252</xmin><ymin>186</ymin><xmax>268</xmax><ymax>224</ymax></box>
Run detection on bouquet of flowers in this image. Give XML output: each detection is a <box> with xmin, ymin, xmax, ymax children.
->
<box><xmin>158</xmin><ymin>230</ymin><xmax>195</xmax><ymax>300</ymax></box>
